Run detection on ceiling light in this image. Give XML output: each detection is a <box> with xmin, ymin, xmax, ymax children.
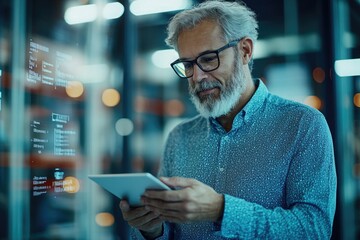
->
<box><xmin>334</xmin><ymin>58</ymin><xmax>360</xmax><ymax>77</ymax></box>
<box><xmin>130</xmin><ymin>0</ymin><xmax>191</xmax><ymax>16</ymax></box>
<box><xmin>103</xmin><ymin>2</ymin><xmax>124</xmax><ymax>20</ymax></box>
<box><xmin>65</xmin><ymin>4</ymin><xmax>98</xmax><ymax>25</ymax></box>
<box><xmin>65</xmin><ymin>2</ymin><xmax>124</xmax><ymax>25</ymax></box>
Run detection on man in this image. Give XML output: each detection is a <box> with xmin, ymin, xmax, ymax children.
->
<box><xmin>120</xmin><ymin>0</ymin><xmax>337</xmax><ymax>239</ymax></box>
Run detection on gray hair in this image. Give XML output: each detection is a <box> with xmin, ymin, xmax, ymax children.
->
<box><xmin>166</xmin><ymin>0</ymin><xmax>259</xmax><ymax>50</ymax></box>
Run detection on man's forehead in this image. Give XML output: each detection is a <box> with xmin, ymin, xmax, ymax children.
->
<box><xmin>177</xmin><ymin>20</ymin><xmax>224</xmax><ymax>58</ymax></box>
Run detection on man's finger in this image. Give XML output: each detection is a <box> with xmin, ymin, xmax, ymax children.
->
<box><xmin>129</xmin><ymin>211</ymin><xmax>160</xmax><ymax>228</ymax></box>
<box><xmin>144</xmin><ymin>188</ymin><xmax>189</xmax><ymax>202</ymax></box>
<box><xmin>160</xmin><ymin>177</ymin><xmax>198</xmax><ymax>188</ymax></box>
<box><xmin>119</xmin><ymin>200</ymin><xmax>130</xmax><ymax>212</ymax></box>
<box><xmin>119</xmin><ymin>202</ymin><xmax>152</xmax><ymax>221</ymax></box>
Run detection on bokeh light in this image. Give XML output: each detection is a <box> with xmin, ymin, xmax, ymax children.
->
<box><xmin>102</xmin><ymin>88</ymin><xmax>120</xmax><ymax>107</ymax></box>
<box><xmin>354</xmin><ymin>93</ymin><xmax>360</xmax><ymax>108</ymax></box>
<box><xmin>312</xmin><ymin>67</ymin><xmax>325</xmax><ymax>83</ymax></box>
<box><xmin>115</xmin><ymin>118</ymin><xmax>134</xmax><ymax>136</ymax></box>
<box><xmin>165</xmin><ymin>99</ymin><xmax>185</xmax><ymax>116</ymax></box>
<box><xmin>95</xmin><ymin>212</ymin><xmax>115</xmax><ymax>227</ymax></box>
<box><xmin>102</xmin><ymin>2</ymin><xmax>124</xmax><ymax>20</ymax></box>
<box><xmin>63</xmin><ymin>176</ymin><xmax>80</xmax><ymax>193</ymax></box>
<box><xmin>66</xmin><ymin>81</ymin><xmax>84</xmax><ymax>98</ymax></box>
<box><xmin>304</xmin><ymin>95</ymin><xmax>322</xmax><ymax>110</ymax></box>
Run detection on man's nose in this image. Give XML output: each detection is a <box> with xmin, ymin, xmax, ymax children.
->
<box><xmin>192</xmin><ymin>63</ymin><xmax>207</xmax><ymax>82</ymax></box>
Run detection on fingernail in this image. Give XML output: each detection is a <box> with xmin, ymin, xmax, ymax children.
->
<box><xmin>120</xmin><ymin>203</ymin><xmax>129</xmax><ymax>211</ymax></box>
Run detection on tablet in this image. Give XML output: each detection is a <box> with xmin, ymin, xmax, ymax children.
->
<box><xmin>88</xmin><ymin>173</ymin><xmax>171</xmax><ymax>206</ymax></box>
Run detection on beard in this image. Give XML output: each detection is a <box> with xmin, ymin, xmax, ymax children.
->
<box><xmin>189</xmin><ymin>57</ymin><xmax>247</xmax><ymax>118</ymax></box>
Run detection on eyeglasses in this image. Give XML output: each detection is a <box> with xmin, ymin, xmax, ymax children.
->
<box><xmin>170</xmin><ymin>39</ymin><xmax>241</xmax><ymax>79</ymax></box>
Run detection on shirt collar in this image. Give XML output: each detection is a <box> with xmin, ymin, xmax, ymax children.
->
<box><xmin>240</xmin><ymin>78</ymin><xmax>268</xmax><ymax>123</ymax></box>
<box><xmin>209</xmin><ymin>79</ymin><xmax>268</xmax><ymax>132</ymax></box>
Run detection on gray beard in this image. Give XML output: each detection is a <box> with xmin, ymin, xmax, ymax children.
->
<box><xmin>189</xmin><ymin>59</ymin><xmax>247</xmax><ymax>118</ymax></box>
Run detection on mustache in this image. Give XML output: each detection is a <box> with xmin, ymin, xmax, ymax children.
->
<box><xmin>190</xmin><ymin>80</ymin><xmax>222</xmax><ymax>94</ymax></box>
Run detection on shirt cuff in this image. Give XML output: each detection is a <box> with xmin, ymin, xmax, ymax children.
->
<box><xmin>131</xmin><ymin>223</ymin><xmax>170</xmax><ymax>240</ymax></box>
<box><xmin>220</xmin><ymin>194</ymin><xmax>255</xmax><ymax>238</ymax></box>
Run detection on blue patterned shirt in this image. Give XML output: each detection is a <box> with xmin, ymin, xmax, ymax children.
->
<box><xmin>133</xmin><ymin>79</ymin><xmax>336</xmax><ymax>239</ymax></box>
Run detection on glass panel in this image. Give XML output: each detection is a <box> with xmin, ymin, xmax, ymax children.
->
<box><xmin>0</xmin><ymin>1</ymin><xmax>11</xmax><ymax>239</ymax></box>
<box><xmin>0</xmin><ymin>0</ymin><xmax>359</xmax><ymax>239</ymax></box>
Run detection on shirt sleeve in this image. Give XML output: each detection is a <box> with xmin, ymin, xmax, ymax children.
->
<box><xmin>130</xmin><ymin>223</ymin><xmax>172</xmax><ymax>240</ymax></box>
<box><xmin>219</xmin><ymin>112</ymin><xmax>337</xmax><ymax>239</ymax></box>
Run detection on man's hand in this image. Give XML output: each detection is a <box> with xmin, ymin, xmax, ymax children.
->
<box><xmin>119</xmin><ymin>200</ymin><xmax>163</xmax><ymax>239</ymax></box>
<box><xmin>141</xmin><ymin>177</ymin><xmax>224</xmax><ymax>223</ymax></box>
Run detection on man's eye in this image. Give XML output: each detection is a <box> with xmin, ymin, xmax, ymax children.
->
<box><xmin>183</xmin><ymin>62</ymin><xmax>193</xmax><ymax>70</ymax></box>
<box><xmin>199</xmin><ymin>55</ymin><xmax>217</xmax><ymax>63</ymax></box>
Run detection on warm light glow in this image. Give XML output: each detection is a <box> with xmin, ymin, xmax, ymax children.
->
<box><xmin>65</xmin><ymin>4</ymin><xmax>98</xmax><ymax>25</ymax></box>
<box><xmin>95</xmin><ymin>212</ymin><xmax>115</xmax><ymax>227</ymax></box>
<box><xmin>66</xmin><ymin>81</ymin><xmax>84</xmax><ymax>98</ymax></box>
<box><xmin>135</xmin><ymin>96</ymin><xmax>146</xmax><ymax>113</ymax></box>
<box><xmin>354</xmin><ymin>93</ymin><xmax>360</xmax><ymax>108</ymax></box>
<box><xmin>63</xmin><ymin>176</ymin><xmax>80</xmax><ymax>193</ymax></box>
<box><xmin>103</xmin><ymin>2</ymin><xmax>124</xmax><ymax>19</ymax></box>
<box><xmin>354</xmin><ymin>163</ymin><xmax>360</xmax><ymax>178</ymax></box>
<box><xmin>304</xmin><ymin>96</ymin><xmax>322</xmax><ymax>110</ymax></box>
<box><xmin>152</xmin><ymin>49</ymin><xmax>179</xmax><ymax>69</ymax></box>
<box><xmin>165</xmin><ymin>99</ymin><xmax>185</xmax><ymax>116</ymax></box>
<box><xmin>102</xmin><ymin>88</ymin><xmax>120</xmax><ymax>107</ymax></box>
<box><xmin>115</xmin><ymin>118</ymin><xmax>134</xmax><ymax>136</ymax></box>
<box><xmin>335</xmin><ymin>58</ymin><xmax>360</xmax><ymax>77</ymax></box>
<box><xmin>312</xmin><ymin>67</ymin><xmax>325</xmax><ymax>83</ymax></box>
<box><xmin>130</xmin><ymin>0</ymin><xmax>191</xmax><ymax>16</ymax></box>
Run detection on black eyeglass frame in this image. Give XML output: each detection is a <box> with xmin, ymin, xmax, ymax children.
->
<box><xmin>170</xmin><ymin>38</ymin><xmax>241</xmax><ymax>79</ymax></box>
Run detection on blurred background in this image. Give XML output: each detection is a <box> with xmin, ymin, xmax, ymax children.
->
<box><xmin>0</xmin><ymin>0</ymin><xmax>359</xmax><ymax>239</ymax></box>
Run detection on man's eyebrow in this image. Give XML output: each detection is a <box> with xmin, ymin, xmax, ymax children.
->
<box><xmin>178</xmin><ymin>49</ymin><xmax>216</xmax><ymax>61</ymax></box>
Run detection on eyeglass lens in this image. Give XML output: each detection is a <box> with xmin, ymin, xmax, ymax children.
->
<box><xmin>173</xmin><ymin>52</ymin><xmax>219</xmax><ymax>78</ymax></box>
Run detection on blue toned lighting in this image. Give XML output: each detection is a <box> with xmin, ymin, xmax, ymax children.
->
<box><xmin>130</xmin><ymin>0</ymin><xmax>191</xmax><ymax>16</ymax></box>
<box><xmin>0</xmin><ymin>69</ymin><xmax>2</xmax><ymax>111</ymax></box>
<box><xmin>103</xmin><ymin>2</ymin><xmax>124</xmax><ymax>20</ymax></box>
<box><xmin>334</xmin><ymin>58</ymin><xmax>360</xmax><ymax>77</ymax></box>
<box><xmin>65</xmin><ymin>2</ymin><xmax>124</xmax><ymax>25</ymax></box>
<box><xmin>152</xmin><ymin>49</ymin><xmax>179</xmax><ymax>69</ymax></box>
<box><xmin>65</xmin><ymin>4</ymin><xmax>98</xmax><ymax>25</ymax></box>
<box><xmin>115</xmin><ymin>118</ymin><xmax>134</xmax><ymax>136</ymax></box>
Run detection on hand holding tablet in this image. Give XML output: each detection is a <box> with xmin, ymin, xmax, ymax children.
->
<box><xmin>88</xmin><ymin>173</ymin><xmax>171</xmax><ymax>206</ymax></box>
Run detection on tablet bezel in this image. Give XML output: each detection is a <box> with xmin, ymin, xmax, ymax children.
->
<box><xmin>88</xmin><ymin>173</ymin><xmax>171</xmax><ymax>206</ymax></box>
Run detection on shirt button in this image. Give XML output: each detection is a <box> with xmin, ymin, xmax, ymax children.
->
<box><xmin>219</xmin><ymin>167</ymin><xmax>224</xmax><ymax>172</ymax></box>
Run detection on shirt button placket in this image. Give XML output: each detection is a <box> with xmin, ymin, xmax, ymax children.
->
<box><xmin>219</xmin><ymin>135</ymin><xmax>229</xmax><ymax>173</ymax></box>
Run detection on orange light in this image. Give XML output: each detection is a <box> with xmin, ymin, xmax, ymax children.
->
<box><xmin>304</xmin><ymin>96</ymin><xmax>322</xmax><ymax>110</ymax></box>
<box><xmin>353</xmin><ymin>163</ymin><xmax>360</xmax><ymax>178</ymax></box>
<box><xmin>95</xmin><ymin>212</ymin><xmax>115</xmax><ymax>227</ymax></box>
<box><xmin>354</xmin><ymin>93</ymin><xmax>360</xmax><ymax>108</ymax></box>
<box><xmin>165</xmin><ymin>99</ymin><xmax>185</xmax><ymax>116</ymax></box>
<box><xmin>135</xmin><ymin>96</ymin><xmax>146</xmax><ymax>112</ymax></box>
<box><xmin>102</xmin><ymin>88</ymin><xmax>120</xmax><ymax>107</ymax></box>
<box><xmin>63</xmin><ymin>176</ymin><xmax>80</xmax><ymax>193</ymax></box>
<box><xmin>312</xmin><ymin>67</ymin><xmax>325</xmax><ymax>83</ymax></box>
<box><xmin>66</xmin><ymin>81</ymin><xmax>84</xmax><ymax>98</ymax></box>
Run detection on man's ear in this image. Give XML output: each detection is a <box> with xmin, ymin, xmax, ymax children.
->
<box><xmin>237</xmin><ymin>37</ymin><xmax>253</xmax><ymax>65</ymax></box>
